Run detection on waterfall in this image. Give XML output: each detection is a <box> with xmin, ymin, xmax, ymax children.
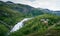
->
<box><xmin>10</xmin><ymin>18</ymin><xmax>32</xmax><ymax>32</ymax></box>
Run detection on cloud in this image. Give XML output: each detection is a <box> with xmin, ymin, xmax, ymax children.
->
<box><xmin>1</xmin><ymin>0</ymin><xmax>60</xmax><ymax>10</ymax></box>
<box><xmin>28</xmin><ymin>0</ymin><xmax>60</xmax><ymax>10</ymax></box>
<box><xmin>27</xmin><ymin>0</ymin><xmax>36</xmax><ymax>2</ymax></box>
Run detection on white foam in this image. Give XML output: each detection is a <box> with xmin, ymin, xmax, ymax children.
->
<box><xmin>10</xmin><ymin>18</ymin><xmax>32</xmax><ymax>32</ymax></box>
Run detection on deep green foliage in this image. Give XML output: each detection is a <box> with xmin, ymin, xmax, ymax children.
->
<box><xmin>0</xmin><ymin>6</ymin><xmax>25</xmax><ymax>28</ymax></box>
<box><xmin>0</xmin><ymin>24</ymin><xmax>9</xmax><ymax>36</ymax></box>
<box><xmin>0</xmin><ymin>5</ymin><xmax>26</xmax><ymax>36</ymax></box>
<box><xmin>0</xmin><ymin>1</ymin><xmax>44</xmax><ymax>17</ymax></box>
<box><xmin>9</xmin><ymin>14</ymin><xmax>60</xmax><ymax>36</ymax></box>
<box><xmin>0</xmin><ymin>1</ymin><xmax>60</xmax><ymax>36</ymax></box>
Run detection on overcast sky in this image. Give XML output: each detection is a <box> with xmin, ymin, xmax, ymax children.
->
<box><xmin>1</xmin><ymin>0</ymin><xmax>60</xmax><ymax>11</ymax></box>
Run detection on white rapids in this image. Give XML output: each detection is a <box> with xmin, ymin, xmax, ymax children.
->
<box><xmin>10</xmin><ymin>18</ymin><xmax>32</xmax><ymax>32</ymax></box>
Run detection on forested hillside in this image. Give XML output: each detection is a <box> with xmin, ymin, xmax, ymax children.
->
<box><xmin>0</xmin><ymin>1</ymin><xmax>44</xmax><ymax>36</ymax></box>
<box><xmin>0</xmin><ymin>1</ymin><xmax>60</xmax><ymax>36</ymax></box>
<box><xmin>9</xmin><ymin>14</ymin><xmax>60</xmax><ymax>36</ymax></box>
<box><xmin>0</xmin><ymin>4</ymin><xmax>26</xmax><ymax>36</ymax></box>
<box><xmin>0</xmin><ymin>1</ymin><xmax>44</xmax><ymax>16</ymax></box>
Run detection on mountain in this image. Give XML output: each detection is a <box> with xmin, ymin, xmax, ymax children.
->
<box><xmin>0</xmin><ymin>1</ymin><xmax>60</xmax><ymax>16</ymax></box>
<box><xmin>0</xmin><ymin>1</ymin><xmax>60</xmax><ymax>36</ymax></box>
<box><xmin>52</xmin><ymin>11</ymin><xmax>60</xmax><ymax>16</ymax></box>
<box><xmin>0</xmin><ymin>1</ymin><xmax>44</xmax><ymax>36</ymax></box>
<box><xmin>0</xmin><ymin>1</ymin><xmax>45</xmax><ymax>29</ymax></box>
<box><xmin>9</xmin><ymin>14</ymin><xmax>60</xmax><ymax>36</ymax></box>
<box><xmin>38</xmin><ymin>8</ymin><xmax>60</xmax><ymax>16</ymax></box>
<box><xmin>0</xmin><ymin>1</ymin><xmax>44</xmax><ymax>16</ymax></box>
<box><xmin>0</xmin><ymin>1</ymin><xmax>26</xmax><ymax>36</ymax></box>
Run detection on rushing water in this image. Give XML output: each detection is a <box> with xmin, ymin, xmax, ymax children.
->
<box><xmin>10</xmin><ymin>18</ymin><xmax>32</xmax><ymax>32</ymax></box>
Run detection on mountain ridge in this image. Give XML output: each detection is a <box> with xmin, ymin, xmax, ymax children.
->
<box><xmin>0</xmin><ymin>1</ymin><xmax>60</xmax><ymax>36</ymax></box>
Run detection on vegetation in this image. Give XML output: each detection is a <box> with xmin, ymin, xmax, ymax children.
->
<box><xmin>0</xmin><ymin>6</ymin><xmax>25</xmax><ymax>28</ymax></box>
<box><xmin>9</xmin><ymin>14</ymin><xmax>60</xmax><ymax>36</ymax></box>
<box><xmin>0</xmin><ymin>24</ymin><xmax>9</xmax><ymax>36</ymax></box>
<box><xmin>0</xmin><ymin>5</ymin><xmax>26</xmax><ymax>36</ymax></box>
<box><xmin>0</xmin><ymin>1</ymin><xmax>60</xmax><ymax>36</ymax></box>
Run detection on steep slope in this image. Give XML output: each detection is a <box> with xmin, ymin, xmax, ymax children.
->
<box><xmin>1</xmin><ymin>1</ymin><xmax>60</xmax><ymax>16</ymax></box>
<box><xmin>0</xmin><ymin>1</ymin><xmax>44</xmax><ymax>17</ymax></box>
<box><xmin>9</xmin><ymin>14</ymin><xmax>60</xmax><ymax>36</ymax></box>
<box><xmin>0</xmin><ymin>6</ymin><xmax>25</xmax><ymax>29</ymax></box>
<box><xmin>0</xmin><ymin>1</ymin><xmax>60</xmax><ymax>36</ymax></box>
<box><xmin>0</xmin><ymin>1</ymin><xmax>44</xmax><ymax>36</ymax></box>
<box><xmin>0</xmin><ymin>5</ymin><xmax>26</xmax><ymax>36</ymax></box>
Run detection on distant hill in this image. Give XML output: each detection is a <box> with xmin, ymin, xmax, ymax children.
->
<box><xmin>0</xmin><ymin>1</ymin><xmax>60</xmax><ymax>16</ymax></box>
<box><xmin>0</xmin><ymin>1</ymin><xmax>44</xmax><ymax>17</ymax></box>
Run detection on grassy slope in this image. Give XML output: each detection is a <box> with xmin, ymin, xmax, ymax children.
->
<box><xmin>0</xmin><ymin>1</ymin><xmax>43</xmax><ymax>36</ymax></box>
<box><xmin>10</xmin><ymin>14</ymin><xmax>60</xmax><ymax>36</ymax></box>
<box><xmin>5</xmin><ymin>1</ymin><xmax>44</xmax><ymax>17</ymax></box>
<box><xmin>0</xmin><ymin>1</ymin><xmax>60</xmax><ymax>36</ymax></box>
<box><xmin>0</xmin><ymin>6</ymin><xmax>25</xmax><ymax>27</ymax></box>
<box><xmin>0</xmin><ymin>6</ymin><xmax>26</xmax><ymax>36</ymax></box>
